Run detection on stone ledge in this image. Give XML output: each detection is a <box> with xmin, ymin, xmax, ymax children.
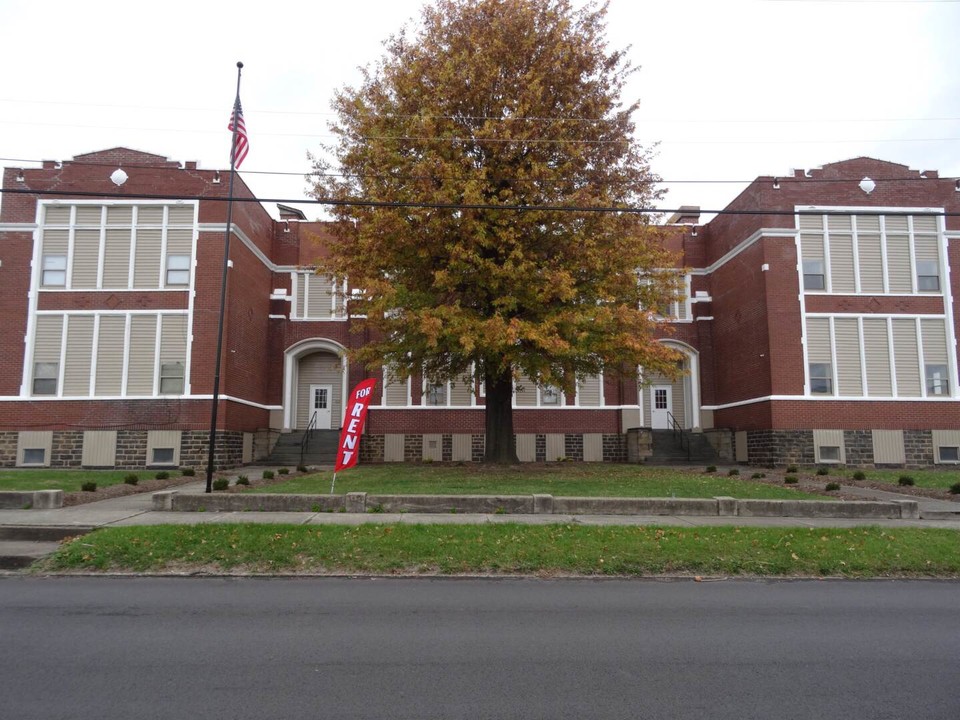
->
<box><xmin>0</xmin><ymin>490</ymin><xmax>63</xmax><ymax>510</ymax></box>
<box><xmin>154</xmin><ymin>492</ymin><xmax>916</xmax><ymax>519</ymax></box>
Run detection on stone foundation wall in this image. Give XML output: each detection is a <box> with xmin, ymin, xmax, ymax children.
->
<box><xmin>564</xmin><ymin>434</ymin><xmax>584</xmax><ymax>461</ymax></box>
<box><xmin>0</xmin><ymin>432</ymin><xmax>17</xmax><ymax>467</ymax></box>
<box><xmin>903</xmin><ymin>430</ymin><xmax>935</xmax><ymax>466</ymax></box>
<box><xmin>746</xmin><ymin>430</ymin><xmax>816</xmax><ymax>467</ymax></box>
<box><xmin>843</xmin><ymin>430</ymin><xmax>874</xmax><ymax>467</ymax></box>
<box><xmin>602</xmin><ymin>434</ymin><xmax>627</xmax><ymax>462</ymax></box>
<box><xmin>180</xmin><ymin>431</ymin><xmax>243</xmax><ymax>471</ymax></box>
<box><xmin>360</xmin><ymin>434</ymin><xmax>385</xmax><ymax>463</ymax></box>
<box><xmin>702</xmin><ymin>429</ymin><xmax>734</xmax><ymax>463</ymax></box>
<box><xmin>115</xmin><ymin>431</ymin><xmax>149</xmax><ymax>469</ymax></box>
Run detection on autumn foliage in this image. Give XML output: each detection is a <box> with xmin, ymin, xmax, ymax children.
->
<box><xmin>310</xmin><ymin>0</ymin><xmax>683</xmax><ymax>462</ymax></box>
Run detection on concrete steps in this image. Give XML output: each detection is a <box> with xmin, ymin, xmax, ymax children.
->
<box><xmin>266</xmin><ymin>430</ymin><xmax>339</xmax><ymax>466</ymax></box>
<box><xmin>649</xmin><ymin>430</ymin><xmax>718</xmax><ymax>465</ymax></box>
<box><xmin>0</xmin><ymin>525</ymin><xmax>93</xmax><ymax>570</ymax></box>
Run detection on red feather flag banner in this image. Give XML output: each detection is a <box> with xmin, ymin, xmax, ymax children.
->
<box><xmin>334</xmin><ymin>379</ymin><xmax>378</xmax><ymax>473</ymax></box>
<box><xmin>227</xmin><ymin>100</ymin><xmax>249</xmax><ymax>168</ymax></box>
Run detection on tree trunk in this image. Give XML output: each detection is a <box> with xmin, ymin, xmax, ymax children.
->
<box><xmin>484</xmin><ymin>366</ymin><xmax>519</xmax><ymax>464</ymax></box>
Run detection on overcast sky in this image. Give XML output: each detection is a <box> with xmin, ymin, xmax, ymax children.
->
<box><xmin>2</xmin><ymin>0</ymin><xmax>958</xmax><ymax>221</ymax></box>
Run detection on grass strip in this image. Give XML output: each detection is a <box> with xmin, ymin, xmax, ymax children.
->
<box><xmin>41</xmin><ymin>524</ymin><xmax>960</xmax><ymax>577</ymax></box>
<box><xmin>831</xmin><ymin>467</ymin><xmax>960</xmax><ymax>490</ymax></box>
<box><xmin>0</xmin><ymin>469</ymin><xmax>152</xmax><ymax>492</ymax></box>
<box><xmin>259</xmin><ymin>465</ymin><xmax>823</xmax><ymax>500</ymax></box>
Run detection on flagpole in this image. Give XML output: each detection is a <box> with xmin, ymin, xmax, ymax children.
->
<box><xmin>205</xmin><ymin>61</ymin><xmax>244</xmax><ymax>494</ymax></box>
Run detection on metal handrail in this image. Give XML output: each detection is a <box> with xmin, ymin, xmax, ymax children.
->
<box><xmin>666</xmin><ymin>411</ymin><xmax>690</xmax><ymax>462</ymax></box>
<box><xmin>300</xmin><ymin>411</ymin><xmax>318</xmax><ymax>468</ymax></box>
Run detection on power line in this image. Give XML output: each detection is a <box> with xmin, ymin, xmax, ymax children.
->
<box><xmin>2</xmin><ymin>186</ymin><xmax>957</xmax><ymax>217</ymax></box>
<box><xmin>1</xmin><ymin>157</ymin><xmax>955</xmax><ymax>185</ymax></box>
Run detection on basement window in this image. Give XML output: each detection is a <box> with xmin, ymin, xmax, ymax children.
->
<box><xmin>818</xmin><ymin>445</ymin><xmax>841</xmax><ymax>463</ymax></box>
<box><xmin>22</xmin><ymin>448</ymin><xmax>46</xmax><ymax>465</ymax></box>
<box><xmin>151</xmin><ymin>448</ymin><xmax>175</xmax><ymax>465</ymax></box>
<box><xmin>938</xmin><ymin>446</ymin><xmax>959</xmax><ymax>463</ymax></box>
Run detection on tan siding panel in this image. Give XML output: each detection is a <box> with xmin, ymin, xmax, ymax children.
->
<box><xmin>834</xmin><ymin>317</ymin><xmax>862</xmax><ymax>396</ymax></box>
<box><xmin>913</xmin><ymin>215</ymin><xmax>937</xmax><ymax>234</ymax></box>
<box><xmin>827</xmin><ymin>215</ymin><xmax>852</xmax><ymax>232</ymax></box>
<box><xmin>933</xmin><ymin>431</ymin><xmax>960</xmax><ymax>463</ymax></box>
<box><xmin>872</xmin><ymin>430</ymin><xmax>905</xmax><ymax>465</ymax></box>
<box><xmin>44</xmin><ymin>206</ymin><xmax>71</xmax><ymax>224</ymax></box>
<box><xmin>138</xmin><ymin>206</ymin><xmax>164</xmax><ymax>224</ymax></box>
<box><xmin>126</xmin><ymin>315</ymin><xmax>157</xmax><ymax>395</ymax></box>
<box><xmin>95</xmin><ymin>316</ymin><xmax>125</xmax><ymax>395</ymax></box>
<box><xmin>920</xmin><ymin>318</ymin><xmax>948</xmax><ymax>365</ymax></box>
<box><xmin>829</xmin><ymin>234</ymin><xmax>855</xmax><ymax>293</ymax></box>
<box><xmin>133</xmin><ymin>228</ymin><xmax>162</xmax><ymax>288</ymax></box>
<box><xmin>18</xmin><ymin>431</ymin><xmax>52</xmax><ymax>467</ymax></box>
<box><xmin>103</xmin><ymin>228</ymin><xmax>131</xmax><ymax>287</ymax></box>
<box><xmin>799</xmin><ymin>233</ymin><xmax>824</xmax><ymax>261</ymax></box>
<box><xmin>422</xmin><ymin>434</ymin><xmax>442</xmax><ymax>462</ymax></box>
<box><xmin>886</xmin><ymin>234</ymin><xmax>913</xmax><ymax>293</ymax></box>
<box><xmin>892</xmin><ymin>318</ymin><xmax>921</xmax><ymax>396</ymax></box>
<box><xmin>583</xmin><ymin>434</ymin><xmax>604</xmax><ymax>462</ymax></box>
<box><xmin>63</xmin><ymin>315</ymin><xmax>94</xmax><ymax>396</ymax></box>
<box><xmin>306</xmin><ymin>274</ymin><xmax>334</xmax><ymax>318</ymax></box>
<box><xmin>71</xmin><ymin>229</ymin><xmax>100</xmax><ymax>289</ymax></box>
<box><xmin>159</xmin><ymin>315</ymin><xmax>188</xmax><ymax>365</ymax></box>
<box><xmin>862</xmin><ymin>318</ymin><xmax>892</xmax><ymax>396</ymax></box>
<box><xmin>82</xmin><ymin>431</ymin><xmax>117</xmax><ymax>467</ymax></box>
<box><xmin>856</xmin><ymin>215</ymin><xmax>880</xmax><ymax>233</ymax></box>
<box><xmin>813</xmin><ymin>429</ymin><xmax>845</xmax><ymax>464</ymax></box>
<box><xmin>577</xmin><ymin>374</ymin><xmax>602</xmax><ymax>406</ymax></box>
<box><xmin>384</xmin><ymin>434</ymin><xmax>405</xmax><ymax>462</ymax></box>
<box><xmin>545</xmin><ymin>434</ymin><xmax>565</xmax><ymax>462</ymax></box>
<box><xmin>449</xmin><ymin>373</ymin><xmax>473</xmax><ymax>406</ymax></box>
<box><xmin>106</xmin><ymin>206</ymin><xmax>133</xmax><ymax>225</ymax></box>
<box><xmin>34</xmin><ymin>315</ymin><xmax>64</xmax><ymax>363</ymax></box>
<box><xmin>167</xmin><ymin>205</ymin><xmax>194</xmax><ymax>225</ymax></box>
<box><xmin>516</xmin><ymin>434</ymin><xmax>536</xmax><ymax>462</ymax></box>
<box><xmin>798</xmin><ymin>215</ymin><xmax>823</xmax><ymax>232</ymax></box>
<box><xmin>75</xmin><ymin>206</ymin><xmax>102</xmax><ymax>225</ymax></box>
<box><xmin>42</xmin><ymin>229</ymin><xmax>69</xmax><ymax>256</ymax></box>
<box><xmin>297</xmin><ymin>353</ymin><xmax>342</xmax><ymax>428</ymax></box>
<box><xmin>147</xmin><ymin>430</ymin><xmax>181</xmax><ymax>466</ymax></box>
<box><xmin>885</xmin><ymin>216</ymin><xmax>908</xmax><ymax>233</ymax></box>
<box><xmin>515</xmin><ymin>373</ymin><xmax>536</xmax><ymax>407</ymax></box>
<box><xmin>857</xmin><ymin>233</ymin><xmax>884</xmax><ymax>293</ymax></box>
<box><xmin>805</xmin><ymin>317</ymin><xmax>831</xmax><ymax>363</ymax></box>
<box><xmin>452</xmin><ymin>434</ymin><xmax>472</xmax><ymax>462</ymax></box>
<box><xmin>384</xmin><ymin>367</ymin><xmax>408</xmax><ymax>407</ymax></box>
<box><xmin>166</xmin><ymin>228</ymin><xmax>192</xmax><ymax>256</ymax></box>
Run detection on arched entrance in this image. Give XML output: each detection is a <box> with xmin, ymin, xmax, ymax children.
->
<box><xmin>282</xmin><ymin>339</ymin><xmax>348</xmax><ymax>431</ymax></box>
<box><xmin>640</xmin><ymin>341</ymin><xmax>701</xmax><ymax>430</ymax></box>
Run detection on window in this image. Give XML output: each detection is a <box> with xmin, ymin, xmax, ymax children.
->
<box><xmin>818</xmin><ymin>445</ymin><xmax>841</xmax><ymax>463</ymax></box>
<box><xmin>809</xmin><ymin>363</ymin><xmax>833</xmax><ymax>395</ymax></box>
<box><xmin>159</xmin><ymin>362</ymin><xmax>185</xmax><ymax>394</ymax></box>
<box><xmin>165</xmin><ymin>254</ymin><xmax>190</xmax><ymax>286</ymax></box>
<box><xmin>802</xmin><ymin>259</ymin><xmax>825</xmax><ymax>291</ymax></box>
<box><xmin>41</xmin><ymin>255</ymin><xmax>67</xmax><ymax>287</ymax></box>
<box><xmin>32</xmin><ymin>362</ymin><xmax>58</xmax><ymax>395</ymax></box>
<box><xmin>425</xmin><ymin>382</ymin><xmax>446</xmax><ymax>406</ymax></box>
<box><xmin>654</xmin><ymin>388</ymin><xmax>668</xmax><ymax>410</ymax></box>
<box><xmin>938</xmin><ymin>446</ymin><xmax>959</xmax><ymax>463</ymax></box>
<box><xmin>151</xmin><ymin>448</ymin><xmax>175</xmax><ymax>465</ymax></box>
<box><xmin>22</xmin><ymin>448</ymin><xmax>46</xmax><ymax>465</ymax></box>
<box><xmin>925</xmin><ymin>364</ymin><xmax>949</xmax><ymax>396</ymax></box>
<box><xmin>916</xmin><ymin>260</ymin><xmax>940</xmax><ymax>292</ymax></box>
<box><xmin>541</xmin><ymin>386</ymin><xmax>561</xmax><ymax>406</ymax></box>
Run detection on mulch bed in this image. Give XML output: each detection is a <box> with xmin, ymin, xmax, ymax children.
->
<box><xmin>63</xmin><ymin>474</ymin><xmax>206</xmax><ymax>507</ymax></box>
<box><xmin>740</xmin><ymin>467</ymin><xmax>959</xmax><ymax>503</ymax></box>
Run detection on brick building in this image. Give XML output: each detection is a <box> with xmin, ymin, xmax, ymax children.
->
<box><xmin>0</xmin><ymin>149</ymin><xmax>957</xmax><ymax>468</ymax></box>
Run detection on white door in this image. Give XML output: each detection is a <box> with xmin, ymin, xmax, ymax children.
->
<box><xmin>650</xmin><ymin>385</ymin><xmax>672</xmax><ymax>429</ymax></box>
<box><xmin>308</xmin><ymin>384</ymin><xmax>333</xmax><ymax>429</ymax></box>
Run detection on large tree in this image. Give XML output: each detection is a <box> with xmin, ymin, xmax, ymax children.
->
<box><xmin>311</xmin><ymin>0</ymin><xmax>683</xmax><ymax>463</ymax></box>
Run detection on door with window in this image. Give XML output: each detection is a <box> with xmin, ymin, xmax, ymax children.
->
<box><xmin>309</xmin><ymin>384</ymin><xmax>333</xmax><ymax>429</ymax></box>
<box><xmin>650</xmin><ymin>385</ymin><xmax>672</xmax><ymax>429</ymax></box>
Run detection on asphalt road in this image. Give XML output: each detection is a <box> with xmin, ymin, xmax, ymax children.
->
<box><xmin>2</xmin><ymin>577</ymin><xmax>958</xmax><ymax>719</ymax></box>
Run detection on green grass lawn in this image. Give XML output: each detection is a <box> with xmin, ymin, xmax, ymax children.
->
<box><xmin>41</xmin><ymin>523</ymin><xmax>960</xmax><ymax>577</ymax></box>
<box><xmin>257</xmin><ymin>464</ymin><xmax>823</xmax><ymax>499</ymax></box>
<box><xmin>828</xmin><ymin>467</ymin><xmax>960</xmax><ymax>490</ymax></box>
<box><xmin>0</xmin><ymin>469</ymin><xmax>147</xmax><ymax>492</ymax></box>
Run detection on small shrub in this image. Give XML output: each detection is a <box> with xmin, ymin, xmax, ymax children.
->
<box><xmin>898</xmin><ymin>475</ymin><xmax>915</xmax><ymax>487</ymax></box>
<box><xmin>262</xmin><ymin>470</ymin><xmax>275</xmax><ymax>480</ymax></box>
<box><xmin>786</xmin><ymin>465</ymin><xmax>798</xmax><ymax>474</ymax></box>
<box><xmin>278</xmin><ymin>467</ymin><xmax>290</xmax><ymax>475</ymax></box>
<box><xmin>705</xmin><ymin>465</ymin><xmax>717</xmax><ymax>473</ymax></box>
<box><xmin>450</xmin><ymin>507</ymin><xmax>458</xmax><ymax>514</ymax></box>
<box><xmin>784</xmin><ymin>476</ymin><xmax>798</xmax><ymax>484</ymax></box>
<box><xmin>311</xmin><ymin>504</ymin><xmax>321</xmax><ymax>513</ymax></box>
<box><xmin>816</xmin><ymin>467</ymin><xmax>830</xmax><ymax>476</ymax></box>
<box><xmin>751</xmin><ymin>472</ymin><xmax>766</xmax><ymax>479</ymax></box>
<box><xmin>235</xmin><ymin>475</ymin><xmax>250</xmax><ymax>486</ymax></box>
<box><xmin>123</xmin><ymin>473</ymin><xmax>139</xmax><ymax>486</ymax></box>
<box><xmin>727</xmin><ymin>468</ymin><xmax>740</xmax><ymax>477</ymax></box>
<box><xmin>495</xmin><ymin>507</ymin><xmax>506</xmax><ymax>515</ymax></box>
<box><xmin>368</xmin><ymin>504</ymin><xmax>384</xmax><ymax>514</ymax></box>
<box><xmin>81</xmin><ymin>481</ymin><xmax>97</xmax><ymax>492</ymax></box>
<box><xmin>949</xmin><ymin>482</ymin><xmax>960</xmax><ymax>495</ymax></box>
<box><xmin>423</xmin><ymin>457</ymin><xmax>434</xmax><ymax>464</ymax></box>
<box><xmin>155</xmin><ymin>471</ymin><xmax>169</xmax><ymax>480</ymax></box>
<box><xmin>181</xmin><ymin>467</ymin><xmax>196</xmax><ymax>477</ymax></box>
<box><xmin>852</xmin><ymin>471</ymin><xmax>866</xmax><ymax>481</ymax></box>
<box><xmin>825</xmin><ymin>482</ymin><xmax>841</xmax><ymax>492</ymax></box>
<box><xmin>212</xmin><ymin>478</ymin><xmax>229</xmax><ymax>491</ymax></box>
<box><xmin>296</xmin><ymin>465</ymin><xmax>307</xmax><ymax>473</ymax></box>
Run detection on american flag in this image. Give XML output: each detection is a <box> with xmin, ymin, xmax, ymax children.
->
<box><xmin>228</xmin><ymin>100</ymin><xmax>249</xmax><ymax>168</ymax></box>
